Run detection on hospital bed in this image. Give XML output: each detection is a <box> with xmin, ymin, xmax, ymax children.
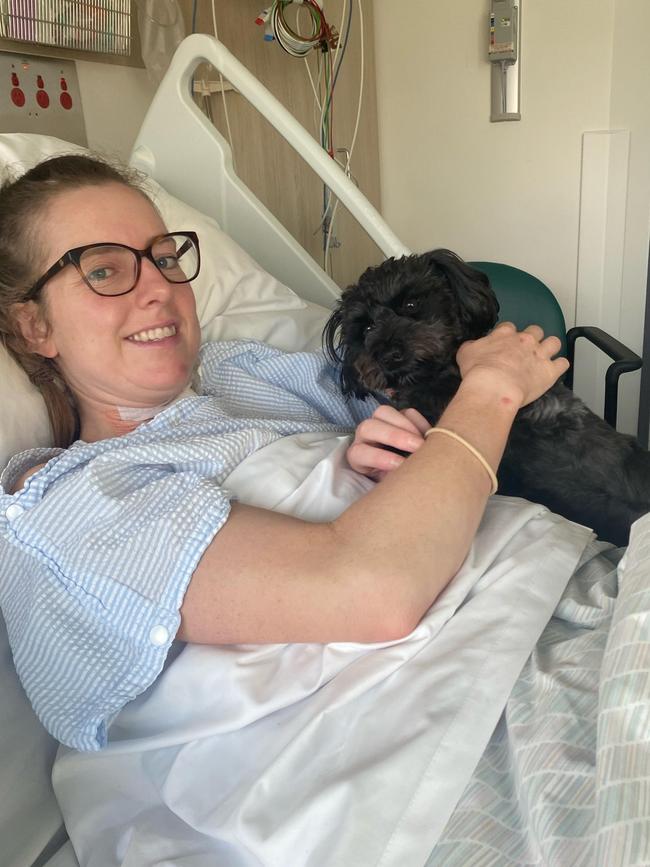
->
<box><xmin>1</xmin><ymin>34</ymin><xmax>649</xmax><ymax>867</ymax></box>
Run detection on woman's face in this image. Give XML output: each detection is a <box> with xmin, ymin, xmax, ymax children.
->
<box><xmin>33</xmin><ymin>182</ymin><xmax>201</xmax><ymax>423</ymax></box>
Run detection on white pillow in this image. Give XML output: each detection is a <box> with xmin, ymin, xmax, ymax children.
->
<box><xmin>144</xmin><ymin>176</ymin><xmax>328</xmax><ymax>351</ymax></box>
<box><xmin>0</xmin><ymin>133</ymin><xmax>329</xmax><ymax>469</ymax></box>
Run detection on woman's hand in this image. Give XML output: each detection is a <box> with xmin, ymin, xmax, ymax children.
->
<box><xmin>457</xmin><ymin>322</ymin><xmax>569</xmax><ymax>409</ymax></box>
<box><xmin>347</xmin><ymin>405</ymin><xmax>430</xmax><ymax>481</ymax></box>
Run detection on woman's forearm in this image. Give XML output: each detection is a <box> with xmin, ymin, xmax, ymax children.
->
<box><xmin>329</xmin><ymin>376</ymin><xmax>520</xmax><ymax>634</ymax></box>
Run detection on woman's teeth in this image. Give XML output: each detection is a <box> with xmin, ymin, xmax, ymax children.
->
<box><xmin>128</xmin><ymin>325</ymin><xmax>176</xmax><ymax>343</ymax></box>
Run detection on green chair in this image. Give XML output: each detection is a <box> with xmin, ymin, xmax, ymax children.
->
<box><xmin>469</xmin><ymin>261</ymin><xmax>642</xmax><ymax>429</ymax></box>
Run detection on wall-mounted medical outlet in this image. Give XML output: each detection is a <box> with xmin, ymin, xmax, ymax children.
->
<box><xmin>0</xmin><ymin>51</ymin><xmax>87</xmax><ymax>145</ymax></box>
<box><xmin>489</xmin><ymin>0</ymin><xmax>521</xmax><ymax>122</ymax></box>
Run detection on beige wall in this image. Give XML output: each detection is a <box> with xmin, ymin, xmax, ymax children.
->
<box><xmin>373</xmin><ymin>0</ymin><xmax>614</xmax><ymax>312</ymax></box>
<box><xmin>373</xmin><ymin>0</ymin><xmax>650</xmax><ymax>435</ymax></box>
<box><xmin>76</xmin><ymin>60</ymin><xmax>156</xmax><ymax>161</ymax></box>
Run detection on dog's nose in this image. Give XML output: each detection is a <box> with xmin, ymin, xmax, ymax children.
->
<box><xmin>386</xmin><ymin>347</ymin><xmax>404</xmax><ymax>365</ymax></box>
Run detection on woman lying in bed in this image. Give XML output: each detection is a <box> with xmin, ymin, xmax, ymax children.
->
<box><xmin>0</xmin><ymin>154</ymin><xmax>568</xmax><ymax>752</ymax></box>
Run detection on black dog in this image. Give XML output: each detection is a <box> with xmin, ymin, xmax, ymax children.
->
<box><xmin>323</xmin><ymin>249</ymin><xmax>650</xmax><ymax>546</ymax></box>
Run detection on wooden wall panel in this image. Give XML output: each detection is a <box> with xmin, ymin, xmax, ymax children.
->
<box><xmin>179</xmin><ymin>0</ymin><xmax>383</xmax><ymax>289</ymax></box>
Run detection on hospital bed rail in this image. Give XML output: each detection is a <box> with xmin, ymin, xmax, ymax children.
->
<box><xmin>130</xmin><ymin>33</ymin><xmax>410</xmax><ymax>309</ymax></box>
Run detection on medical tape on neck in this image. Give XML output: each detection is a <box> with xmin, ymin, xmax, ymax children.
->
<box><xmin>115</xmin><ymin>386</ymin><xmax>196</xmax><ymax>422</ymax></box>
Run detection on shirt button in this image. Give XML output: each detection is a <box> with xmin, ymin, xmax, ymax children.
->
<box><xmin>5</xmin><ymin>503</ymin><xmax>25</xmax><ymax>521</ymax></box>
<box><xmin>149</xmin><ymin>625</ymin><xmax>169</xmax><ymax>647</ymax></box>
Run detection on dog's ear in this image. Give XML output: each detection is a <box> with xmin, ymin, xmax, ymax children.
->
<box><xmin>322</xmin><ymin>304</ymin><xmax>372</xmax><ymax>399</ymax></box>
<box><xmin>427</xmin><ymin>249</ymin><xmax>499</xmax><ymax>339</ymax></box>
<box><xmin>322</xmin><ymin>305</ymin><xmax>344</xmax><ymax>366</ymax></box>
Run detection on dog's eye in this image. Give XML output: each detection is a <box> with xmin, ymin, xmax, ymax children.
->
<box><xmin>363</xmin><ymin>323</ymin><xmax>374</xmax><ymax>334</ymax></box>
<box><xmin>402</xmin><ymin>300</ymin><xmax>418</xmax><ymax>313</ymax></box>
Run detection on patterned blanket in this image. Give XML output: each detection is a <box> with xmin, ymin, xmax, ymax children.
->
<box><xmin>428</xmin><ymin>514</ymin><xmax>650</xmax><ymax>866</ymax></box>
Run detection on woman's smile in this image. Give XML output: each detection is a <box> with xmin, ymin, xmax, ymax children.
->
<box><xmin>125</xmin><ymin>323</ymin><xmax>178</xmax><ymax>344</ymax></box>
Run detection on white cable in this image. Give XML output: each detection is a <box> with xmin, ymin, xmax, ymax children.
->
<box><xmin>323</xmin><ymin>152</ymin><xmax>350</xmax><ymax>272</ymax></box>
<box><xmin>303</xmin><ymin>55</ymin><xmax>322</xmax><ymax>115</ymax></box>
<box><xmin>348</xmin><ymin>0</ymin><xmax>364</xmax><ymax>159</ymax></box>
<box><xmin>333</xmin><ymin>0</ymin><xmax>348</xmax><ymax>74</ymax></box>
<box><xmin>272</xmin><ymin>2</ymin><xmax>319</xmax><ymax>57</ymax></box>
<box><xmin>320</xmin><ymin>0</ymin><xmax>349</xmax><ymax>147</ymax></box>
<box><xmin>298</xmin><ymin>4</ymin><xmax>322</xmax><ymax>124</ymax></box>
<box><xmin>324</xmin><ymin>196</ymin><xmax>340</xmax><ymax>274</ymax></box>
<box><xmin>313</xmin><ymin>53</ymin><xmax>325</xmax><ymax>135</ymax></box>
<box><xmin>210</xmin><ymin>0</ymin><xmax>237</xmax><ymax>174</ymax></box>
<box><xmin>324</xmin><ymin>0</ymin><xmax>364</xmax><ymax>276</ymax></box>
<box><xmin>315</xmin><ymin>190</ymin><xmax>334</xmax><ymax>232</ymax></box>
<box><xmin>259</xmin><ymin>0</ymin><xmax>360</xmax><ymax>277</ymax></box>
<box><xmin>294</xmin><ymin>2</ymin><xmax>331</xmax><ymax>240</ymax></box>
<box><xmin>318</xmin><ymin>0</ymin><xmax>347</xmax><ymax>251</ymax></box>
<box><xmin>314</xmin><ymin>148</ymin><xmax>351</xmax><ymax>235</ymax></box>
<box><xmin>318</xmin><ymin>58</ymin><xmax>330</xmax><ymax>148</ymax></box>
<box><xmin>302</xmin><ymin>0</ymin><xmax>343</xmax><ymax>111</ymax></box>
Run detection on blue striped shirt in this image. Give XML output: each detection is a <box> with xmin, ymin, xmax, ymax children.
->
<box><xmin>0</xmin><ymin>341</ymin><xmax>375</xmax><ymax>751</ymax></box>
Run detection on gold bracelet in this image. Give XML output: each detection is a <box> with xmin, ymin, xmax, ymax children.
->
<box><xmin>424</xmin><ymin>427</ymin><xmax>498</xmax><ymax>495</ymax></box>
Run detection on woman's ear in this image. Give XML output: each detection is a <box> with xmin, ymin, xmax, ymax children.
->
<box><xmin>10</xmin><ymin>301</ymin><xmax>58</xmax><ymax>358</ymax></box>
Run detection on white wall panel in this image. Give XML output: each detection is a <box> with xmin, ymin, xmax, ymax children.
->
<box><xmin>573</xmin><ymin>129</ymin><xmax>629</xmax><ymax>416</ymax></box>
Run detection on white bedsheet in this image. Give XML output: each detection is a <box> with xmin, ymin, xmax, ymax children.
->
<box><xmin>52</xmin><ymin>432</ymin><xmax>593</xmax><ymax>867</ymax></box>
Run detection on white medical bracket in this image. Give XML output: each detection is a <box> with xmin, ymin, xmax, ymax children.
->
<box><xmin>192</xmin><ymin>79</ymin><xmax>236</xmax><ymax>97</ymax></box>
<box><xmin>489</xmin><ymin>0</ymin><xmax>521</xmax><ymax>122</ymax></box>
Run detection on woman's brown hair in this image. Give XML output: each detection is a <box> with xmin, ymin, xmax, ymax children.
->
<box><xmin>0</xmin><ymin>153</ymin><xmax>147</xmax><ymax>448</ymax></box>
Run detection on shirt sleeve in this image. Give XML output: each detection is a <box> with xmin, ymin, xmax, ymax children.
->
<box><xmin>199</xmin><ymin>340</ymin><xmax>379</xmax><ymax>427</ymax></box>
<box><xmin>0</xmin><ymin>448</ymin><xmax>232</xmax><ymax>751</ymax></box>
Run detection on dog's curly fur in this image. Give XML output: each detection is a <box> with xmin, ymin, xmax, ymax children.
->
<box><xmin>323</xmin><ymin>249</ymin><xmax>650</xmax><ymax>546</ymax></box>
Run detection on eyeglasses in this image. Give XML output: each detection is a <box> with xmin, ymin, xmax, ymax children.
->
<box><xmin>25</xmin><ymin>231</ymin><xmax>201</xmax><ymax>300</ymax></box>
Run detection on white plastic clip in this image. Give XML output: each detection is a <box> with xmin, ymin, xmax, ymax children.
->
<box><xmin>192</xmin><ymin>80</ymin><xmax>236</xmax><ymax>97</ymax></box>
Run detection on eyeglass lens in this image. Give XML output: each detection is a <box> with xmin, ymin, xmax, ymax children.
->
<box><xmin>79</xmin><ymin>234</ymin><xmax>199</xmax><ymax>296</ymax></box>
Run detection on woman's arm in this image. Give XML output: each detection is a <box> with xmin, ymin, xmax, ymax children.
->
<box><xmin>179</xmin><ymin>324</ymin><xmax>568</xmax><ymax>646</ymax></box>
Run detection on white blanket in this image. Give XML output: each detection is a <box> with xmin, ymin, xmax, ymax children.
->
<box><xmin>52</xmin><ymin>433</ymin><xmax>593</xmax><ymax>867</ymax></box>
